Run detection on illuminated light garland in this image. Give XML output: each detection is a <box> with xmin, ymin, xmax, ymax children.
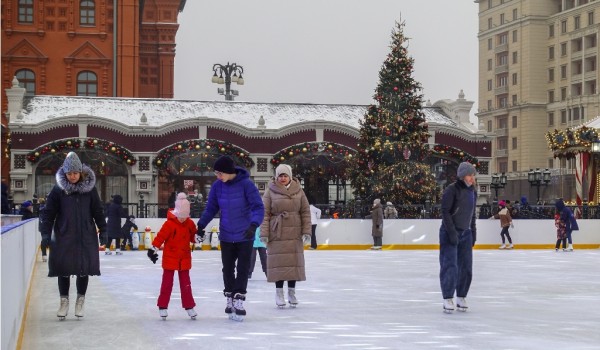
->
<box><xmin>546</xmin><ymin>126</ymin><xmax>600</xmax><ymax>158</ymax></box>
<box><xmin>153</xmin><ymin>139</ymin><xmax>254</xmax><ymax>169</ymax></box>
<box><xmin>27</xmin><ymin>138</ymin><xmax>137</xmax><ymax>165</ymax></box>
<box><xmin>430</xmin><ymin>144</ymin><xmax>480</xmax><ymax>168</ymax></box>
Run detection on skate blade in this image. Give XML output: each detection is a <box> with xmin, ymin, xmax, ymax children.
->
<box><xmin>190</xmin><ymin>316</ymin><xmax>197</xmax><ymax>320</ymax></box>
<box><xmin>456</xmin><ymin>306</ymin><xmax>468</xmax><ymax>312</ymax></box>
<box><xmin>289</xmin><ymin>303</ymin><xmax>298</xmax><ymax>308</ymax></box>
<box><xmin>58</xmin><ymin>316</ymin><xmax>66</xmax><ymax>321</ymax></box>
<box><xmin>161</xmin><ymin>316</ymin><xmax>167</xmax><ymax>320</ymax></box>
<box><xmin>277</xmin><ymin>304</ymin><xmax>286</xmax><ymax>309</ymax></box>
<box><xmin>443</xmin><ymin>308</ymin><xmax>454</xmax><ymax>314</ymax></box>
<box><xmin>230</xmin><ymin>314</ymin><xmax>245</xmax><ymax>322</ymax></box>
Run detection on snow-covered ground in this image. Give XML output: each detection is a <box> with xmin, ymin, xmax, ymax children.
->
<box><xmin>22</xmin><ymin>249</ymin><xmax>600</xmax><ymax>350</ymax></box>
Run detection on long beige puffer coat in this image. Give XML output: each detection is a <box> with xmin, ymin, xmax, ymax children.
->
<box><xmin>260</xmin><ymin>177</ymin><xmax>311</xmax><ymax>283</ymax></box>
<box><xmin>371</xmin><ymin>203</ymin><xmax>384</xmax><ymax>238</ymax></box>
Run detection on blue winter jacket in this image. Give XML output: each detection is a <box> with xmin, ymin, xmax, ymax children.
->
<box><xmin>555</xmin><ymin>199</ymin><xmax>579</xmax><ymax>231</ymax></box>
<box><xmin>198</xmin><ymin>167</ymin><xmax>264</xmax><ymax>243</ymax></box>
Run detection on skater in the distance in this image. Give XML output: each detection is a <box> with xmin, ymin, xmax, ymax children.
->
<box><xmin>197</xmin><ymin>155</ymin><xmax>264</xmax><ymax>321</ymax></box>
<box><xmin>383</xmin><ymin>201</ymin><xmax>398</xmax><ymax>219</ymax></box>
<box><xmin>19</xmin><ymin>200</ymin><xmax>35</xmax><ymax>220</ymax></box>
<box><xmin>555</xmin><ymin>199</ymin><xmax>578</xmax><ymax>251</ymax></box>
<box><xmin>554</xmin><ymin>211</ymin><xmax>567</xmax><ymax>252</ymax></box>
<box><xmin>439</xmin><ymin>162</ymin><xmax>477</xmax><ymax>313</ymax></box>
<box><xmin>309</xmin><ymin>201</ymin><xmax>321</xmax><ymax>249</ymax></box>
<box><xmin>120</xmin><ymin>215</ymin><xmax>138</xmax><ymax>251</ymax></box>
<box><xmin>105</xmin><ymin>194</ymin><xmax>125</xmax><ymax>255</ymax></box>
<box><xmin>490</xmin><ymin>200</ymin><xmax>514</xmax><ymax>249</ymax></box>
<box><xmin>369</xmin><ymin>199</ymin><xmax>384</xmax><ymax>250</ymax></box>
<box><xmin>147</xmin><ymin>193</ymin><xmax>199</xmax><ymax>320</ymax></box>
<box><xmin>248</xmin><ymin>226</ymin><xmax>267</xmax><ymax>279</ymax></box>
<box><xmin>260</xmin><ymin>164</ymin><xmax>311</xmax><ymax>308</ymax></box>
<box><xmin>40</xmin><ymin>152</ymin><xmax>106</xmax><ymax>320</ymax></box>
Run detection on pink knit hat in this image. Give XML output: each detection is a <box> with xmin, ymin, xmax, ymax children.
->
<box><xmin>173</xmin><ymin>192</ymin><xmax>190</xmax><ymax>219</ymax></box>
<box><xmin>498</xmin><ymin>200</ymin><xmax>506</xmax><ymax>207</ymax></box>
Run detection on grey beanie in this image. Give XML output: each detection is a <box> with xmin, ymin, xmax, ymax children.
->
<box><xmin>62</xmin><ymin>152</ymin><xmax>83</xmax><ymax>173</ymax></box>
<box><xmin>457</xmin><ymin>162</ymin><xmax>476</xmax><ymax>178</ymax></box>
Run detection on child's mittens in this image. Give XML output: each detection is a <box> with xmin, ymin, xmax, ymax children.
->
<box><xmin>147</xmin><ymin>247</ymin><xmax>159</xmax><ymax>264</ymax></box>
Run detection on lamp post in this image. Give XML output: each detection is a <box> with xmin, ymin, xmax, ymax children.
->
<box><xmin>211</xmin><ymin>62</ymin><xmax>244</xmax><ymax>101</ymax></box>
<box><xmin>490</xmin><ymin>172</ymin><xmax>507</xmax><ymax>202</ymax></box>
<box><xmin>527</xmin><ymin>168</ymin><xmax>551</xmax><ymax>204</ymax></box>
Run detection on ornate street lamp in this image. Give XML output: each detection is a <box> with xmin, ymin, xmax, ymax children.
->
<box><xmin>527</xmin><ymin>168</ymin><xmax>551</xmax><ymax>204</ymax></box>
<box><xmin>211</xmin><ymin>62</ymin><xmax>244</xmax><ymax>101</ymax></box>
<box><xmin>490</xmin><ymin>172</ymin><xmax>507</xmax><ymax>201</ymax></box>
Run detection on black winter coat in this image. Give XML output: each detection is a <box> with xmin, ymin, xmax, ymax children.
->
<box><xmin>106</xmin><ymin>195</ymin><xmax>125</xmax><ymax>239</ymax></box>
<box><xmin>40</xmin><ymin>164</ymin><xmax>106</xmax><ymax>277</ymax></box>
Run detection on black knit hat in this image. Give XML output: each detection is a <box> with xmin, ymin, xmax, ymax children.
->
<box><xmin>213</xmin><ymin>156</ymin><xmax>236</xmax><ymax>174</ymax></box>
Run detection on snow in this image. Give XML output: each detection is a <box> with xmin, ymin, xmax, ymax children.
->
<box><xmin>21</xmin><ymin>95</ymin><xmax>459</xmax><ymax>130</ymax></box>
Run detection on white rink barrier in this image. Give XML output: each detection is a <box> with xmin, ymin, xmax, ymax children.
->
<box><xmin>133</xmin><ymin>218</ymin><xmax>600</xmax><ymax>250</ymax></box>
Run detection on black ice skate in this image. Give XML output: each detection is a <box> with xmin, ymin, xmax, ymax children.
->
<box><xmin>231</xmin><ymin>293</ymin><xmax>246</xmax><ymax>322</ymax></box>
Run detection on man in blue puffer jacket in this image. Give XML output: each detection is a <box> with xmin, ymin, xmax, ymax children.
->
<box><xmin>197</xmin><ymin>155</ymin><xmax>264</xmax><ymax>321</ymax></box>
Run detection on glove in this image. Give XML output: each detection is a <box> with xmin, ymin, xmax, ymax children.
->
<box><xmin>302</xmin><ymin>234</ymin><xmax>311</xmax><ymax>246</ymax></box>
<box><xmin>260</xmin><ymin>236</ymin><xmax>268</xmax><ymax>245</ymax></box>
<box><xmin>196</xmin><ymin>228</ymin><xmax>206</xmax><ymax>243</ymax></box>
<box><xmin>147</xmin><ymin>247</ymin><xmax>158</xmax><ymax>264</ymax></box>
<box><xmin>244</xmin><ymin>224</ymin><xmax>259</xmax><ymax>240</ymax></box>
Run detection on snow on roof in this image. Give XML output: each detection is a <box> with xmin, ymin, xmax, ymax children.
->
<box><xmin>20</xmin><ymin>95</ymin><xmax>458</xmax><ymax>129</ymax></box>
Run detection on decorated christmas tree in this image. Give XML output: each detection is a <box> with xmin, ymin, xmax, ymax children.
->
<box><xmin>348</xmin><ymin>20</ymin><xmax>436</xmax><ymax>205</ymax></box>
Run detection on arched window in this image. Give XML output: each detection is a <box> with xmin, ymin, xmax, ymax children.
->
<box><xmin>16</xmin><ymin>69</ymin><xmax>36</xmax><ymax>95</ymax></box>
<box><xmin>80</xmin><ymin>0</ymin><xmax>95</xmax><ymax>26</ymax></box>
<box><xmin>77</xmin><ymin>71</ymin><xmax>97</xmax><ymax>96</ymax></box>
<box><xmin>18</xmin><ymin>0</ymin><xmax>34</xmax><ymax>23</ymax></box>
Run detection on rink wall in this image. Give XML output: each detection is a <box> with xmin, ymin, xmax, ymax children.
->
<box><xmin>1</xmin><ymin>219</ymin><xmax>38</xmax><ymax>350</ymax></box>
<box><xmin>135</xmin><ymin>218</ymin><xmax>600</xmax><ymax>250</ymax></box>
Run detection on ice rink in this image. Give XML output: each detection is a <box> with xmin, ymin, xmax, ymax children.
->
<box><xmin>21</xmin><ymin>249</ymin><xmax>600</xmax><ymax>350</ymax></box>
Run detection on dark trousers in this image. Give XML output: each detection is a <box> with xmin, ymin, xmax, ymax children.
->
<box><xmin>566</xmin><ymin>229</ymin><xmax>573</xmax><ymax>244</ymax></box>
<box><xmin>58</xmin><ymin>276</ymin><xmax>89</xmax><ymax>296</ymax></box>
<box><xmin>249</xmin><ymin>247</ymin><xmax>267</xmax><ymax>276</ymax></box>
<box><xmin>41</xmin><ymin>240</ymin><xmax>48</xmax><ymax>256</ymax></box>
<box><xmin>555</xmin><ymin>238</ymin><xmax>567</xmax><ymax>249</ymax></box>
<box><xmin>373</xmin><ymin>236</ymin><xmax>382</xmax><ymax>247</ymax></box>
<box><xmin>275</xmin><ymin>280</ymin><xmax>296</xmax><ymax>288</ymax></box>
<box><xmin>310</xmin><ymin>224</ymin><xmax>318</xmax><ymax>249</ymax></box>
<box><xmin>500</xmin><ymin>226</ymin><xmax>512</xmax><ymax>244</ymax></box>
<box><xmin>439</xmin><ymin>227</ymin><xmax>473</xmax><ymax>300</ymax></box>
<box><xmin>157</xmin><ymin>269</ymin><xmax>195</xmax><ymax>309</ymax></box>
<box><xmin>220</xmin><ymin>240</ymin><xmax>253</xmax><ymax>295</ymax></box>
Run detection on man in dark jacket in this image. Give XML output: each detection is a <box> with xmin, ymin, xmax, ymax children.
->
<box><xmin>439</xmin><ymin>162</ymin><xmax>477</xmax><ymax>314</ymax></box>
<box><xmin>197</xmin><ymin>155</ymin><xmax>264</xmax><ymax>321</ymax></box>
<box><xmin>105</xmin><ymin>194</ymin><xmax>126</xmax><ymax>255</ymax></box>
<box><xmin>1</xmin><ymin>182</ymin><xmax>10</xmax><ymax>214</ymax></box>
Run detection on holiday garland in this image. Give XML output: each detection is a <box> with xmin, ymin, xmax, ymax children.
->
<box><xmin>27</xmin><ymin>138</ymin><xmax>136</xmax><ymax>165</ymax></box>
<box><xmin>430</xmin><ymin>144</ymin><xmax>480</xmax><ymax>168</ymax></box>
<box><xmin>270</xmin><ymin>142</ymin><xmax>356</xmax><ymax>166</ymax></box>
<box><xmin>153</xmin><ymin>139</ymin><xmax>254</xmax><ymax>169</ymax></box>
<box><xmin>546</xmin><ymin>126</ymin><xmax>599</xmax><ymax>158</ymax></box>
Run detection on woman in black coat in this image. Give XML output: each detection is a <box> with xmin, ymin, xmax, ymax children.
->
<box><xmin>40</xmin><ymin>152</ymin><xmax>106</xmax><ymax>320</ymax></box>
<box><xmin>105</xmin><ymin>194</ymin><xmax>125</xmax><ymax>254</ymax></box>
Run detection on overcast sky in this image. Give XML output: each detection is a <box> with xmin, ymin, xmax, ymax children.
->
<box><xmin>174</xmin><ymin>1</ymin><xmax>479</xmax><ymax>120</ymax></box>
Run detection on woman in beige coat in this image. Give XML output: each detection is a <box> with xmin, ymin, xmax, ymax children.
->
<box><xmin>260</xmin><ymin>164</ymin><xmax>311</xmax><ymax>308</ymax></box>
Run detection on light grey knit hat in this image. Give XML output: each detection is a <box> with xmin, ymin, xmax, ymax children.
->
<box><xmin>457</xmin><ymin>162</ymin><xmax>476</xmax><ymax>178</ymax></box>
<box><xmin>62</xmin><ymin>152</ymin><xmax>83</xmax><ymax>173</ymax></box>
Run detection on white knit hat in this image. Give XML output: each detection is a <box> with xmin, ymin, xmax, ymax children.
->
<box><xmin>173</xmin><ymin>192</ymin><xmax>190</xmax><ymax>219</ymax></box>
<box><xmin>275</xmin><ymin>164</ymin><xmax>293</xmax><ymax>178</ymax></box>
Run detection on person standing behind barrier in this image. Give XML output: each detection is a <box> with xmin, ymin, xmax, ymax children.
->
<box><xmin>19</xmin><ymin>200</ymin><xmax>35</xmax><ymax>220</ymax></box>
<box><xmin>384</xmin><ymin>201</ymin><xmax>398</xmax><ymax>219</ymax></box>
<box><xmin>554</xmin><ymin>211</ymin><xmax>567</xmax><ymax>252</ymax></box>
<box><xmin>40</xmin><ymin>151</ymin><xmax>107</xmax><ymax>320</ymax></box>
<box><xmin>309</xmin><ymin>203</ymin><xmax>321</xmax><ymax>249</ymax></box>
<box><xmin>555</xmin><ymin>199</ymin><xmax>578</xmax><ymax>252</ymax></box>
<box><xmin>197</xmin><ymin>155</ymin><xmax>264</xmax><ymax>321</ymax></box>
<box><xmin>260</xmin><ymin>164</ymin><xmax>311</xmax><ymax>308</ymax></box>
<box><xmin>38</xmin><ymin>199</ymin><xmax>48</xmax><ymax>262</ymax></box>
<box><xmin>248</xmin><ymin>227</ymin><xmax>267</xmax><ymax>279</ymax></box>
<box><xmin>105</xmin><ymin>194</ymin><xmax>125</xmax><ymax>255</ymax></box>
<box><xmin>369</xmin><ymin>199</ymin><xmax>384</xmax><ymax>250</ymax></box>
<box><xmin>439</xmin><ymin>162</ymin><xmax>477</xmax><ymax>314</ymax></box>
<box><xmin>1</xmin><ymin>182</ymin><xmax>10</xmax><ymax>214</ymax></box>
<box><xmin>490</xmin><ymin>200</ymin><xmax>514</xmax><ymax>249</ymax></box>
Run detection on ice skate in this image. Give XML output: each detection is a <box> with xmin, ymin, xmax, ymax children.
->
<box><xmin>288</xmin><ymin>288</ymin><xmax>298</xmax><ymax>308</ymax></box>
<box><xmin>224</xmin><ymin>292</ymin><xmax>234</xmax><ymax>318</ymax></box>
<box><xmin>105</xmin><ymin>250</ymin><xmax>112</xmax><ymax>255</ymax></box>
<box><xmin>231</xmin><ymin>293</ymin><xmax>246</xmax><ymax>321</ymax></box>
<box><xmin>443</xmin><ymin>298</ymin><xmax>455</xmax><ymax>314</ymax></box>
<box><xmin>275</xmin><ymin>288</ymin><xmax>286</xmax><ymax>308</ymax></box>
<box><xmin>115</xmin><ymin>249</ymin><xmax>123</xmax><ymax>255</ymax></box>
<box><xmin>57</xmin><ymin>297</ymin><xmax>69</xmax><ymax>320</ymax></box>
<box><xmin>498</xmin><ymin>244</ymin><xmax>506</xmax><ymax>249</ymax></box>
<box><xmin>159</xmin><ymin>308</ymin><xmax>168</xmax><ymax>320</ymax></box>
<box><xmin>186</xmin><ymin>308</ymin><xmax>197</xmax><ymax>320</ymax></box>
<box><xmin>566</xmin><ymin>244</ymin><xmax>574</xmax><ymax>252</ymax></box>
<box><xmin>506</xmin><ymin>243</ymin><xmax>514</xmax><ymax>249</ymax></box>
<box><xmin>456</xmin><ymin>297</ymin><xmax>468</xmax><ymax>312</ymax></box>
<box><xmin>74</xmin><ymin>294</ymin><xmax>85</xmax><ymax>318</ymax></box>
